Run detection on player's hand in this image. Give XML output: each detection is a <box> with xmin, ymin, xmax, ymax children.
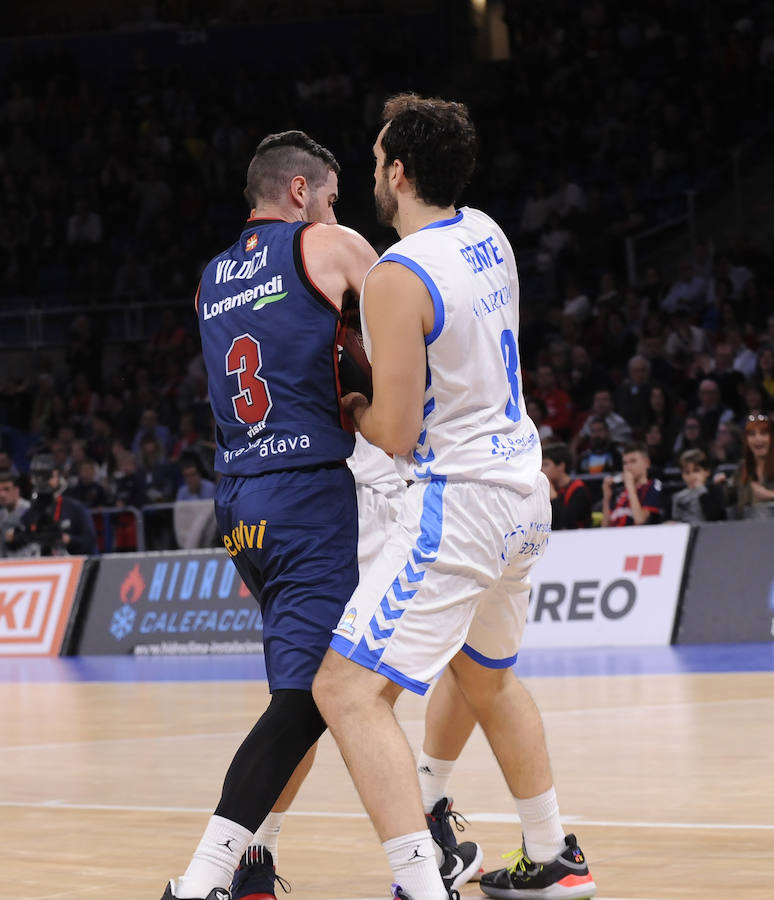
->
<box><xmin>341</xmin><ymin>391</ymin><xmax>370</xmax><ymax>429</ymax></box>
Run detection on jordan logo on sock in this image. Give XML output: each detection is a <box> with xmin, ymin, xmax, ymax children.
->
<box><xmin>409</xmin><ymin>846</ymin><xmax>429</xmax><ymax>861</ymax></box>
<box><xmin>218</xmin><ymin>838</ymin><xmax>235</xmax><ymax>851</ymax></box>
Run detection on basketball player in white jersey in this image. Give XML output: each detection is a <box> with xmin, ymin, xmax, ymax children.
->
<box><xmin>313</xmin><ymin>95</ymin><xmax>595</xmax><ymax>900</ymax></box>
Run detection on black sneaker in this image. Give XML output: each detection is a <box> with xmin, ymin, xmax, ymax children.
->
<box><xmin>438</xmin><ymin>840</ymin><xmax>484</xmax><ymax>893</ymax></box>
<box><xmin>160</xmin><ymin>884</ymin><xmax>231</xmax><ymax>900</ymax></box>
<box><xmin>390</xmin><ymin>886</ymin><xmax>461</xmax><ymax>899</ymax></box>
<box><xmin>229</xmin><ymin>846</ymin><xmax>291</xmax><ymax>899</ymax></box>
<box><xmin>479</xmin><ymin>834</ymin><xmax>596</xmax><ymax>899</ymax></box>
<box><xmin>426</xmin><ymin>796</ymin><xmax>484</xmax><ymax>885</ymax></box>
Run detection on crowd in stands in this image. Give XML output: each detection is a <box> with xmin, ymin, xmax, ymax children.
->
<box><xmin>2</xmin><ymin>1</ymin><xmax>774</xmax><ymax>553</ymax></box>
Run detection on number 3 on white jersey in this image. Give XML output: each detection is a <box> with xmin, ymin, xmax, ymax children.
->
<box><xmin>499</xmin><ymin>328</ymin><xmax>521</xmax><ymax>423</ymax></box>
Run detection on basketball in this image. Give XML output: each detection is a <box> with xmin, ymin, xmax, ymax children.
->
<box><xmin>338</xmin><ymin>322</ymin><xmax>373</xmax><ymax>401</ymax></box>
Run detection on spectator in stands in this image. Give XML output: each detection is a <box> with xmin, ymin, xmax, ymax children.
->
<box><xmin>136</xmin><ymin>433</ymin><xmax>179</xmax><ymax>504</ymax></box>
<box><xmin>614</xmin><ymin>355</ymin><xmax>655</xmax><ymax>434</ymax></box>
<box><xmin>567</xmin><ymin>343</ymin><xmax>610</xmax><ymax>411</ymax></box>
<box><xmin>739</xmin><ymin>382</ymin><xmax>771</xmax><ymax>424</ymax></box>
<box><xmin>725</xmin><ymin>326</ymin><xmax>758</xmax><ymax>380</ymax></box>
<box><xmin>3</xmin><ymin>454</ymin><xmax>97</xmax><ymax>556</ymax></box>
<box><xmin>109</xmin><ymin>449</ymin><xmax>145</xmax><ymax>509</ymax></box>
<box><xmin>695</xmin><ymin>378</ymin><xmax>736</xmax><ymax>442</ymax></box>
<box><xmin>644</xmin><ymin>422</ymin><xmax>672</xmax><ymax>473</ymax></box>
<box><xmin>176</xmin><ymin>454</ymin><xmax>216</xmax><ymax>502</ymax></box>
<box><xmin>67</xmin><ymin>458</ymin><xmax>110</xmax><ymax>509</ymax></box>
<box><xmin>671</xmin><ymin>414</ymin><xmax>709</xmax><ymax>464</ymax></box>
<box><xmin>602</xmin><ymin>442</ymin><xmax>663</xmax><ymax>527</ymax></box>
<box><xmin>664</xmin><ymin>308</ymin><xmax>710</xmax><ymax>370</ymax></box>
<box><xmin>66</xmin><ymin>197</ymin><xmax>102</xmax><ymax>247</ymax></box>
<box><xmin>644</xmin><ymin>384</ymin><xmax>681</xmax><ymax>450</ymax></box>
<box><xmin>574</xmin><ymin>388</ymin><xmax>633</xmax><ymax>454</ymax></box>
<box><xmin>170</xmin><ymin>409</ymin><xmax>203</xmax><ymax>461</ymax></box>
<box><xmin>0</xmin><ymin>449</ymin><xmax>20</xmax><ymax>478</ymax></box>
<box><xmin>661</xmin><ymin>258</ymin><xmax>708</xmax><ymax>316</ymax></box>
<box><xmin>560</xmin><ymin>276</ymin><xmax>591</xmax><ymax>324</ymax></box>
<box><xmin>577</xmin><ymin>416</ymin><xmax>622</xmax><ymax>478</ymax></box>
<box><xmin>754</xmin><ymin>344</ymin><xmax>774</xmax><ymax>402</ymax></box>
<box><xmin>715</xmin><ymin>414</ymin><xmax>774</xmax><ymax>518</ymax></box>
<box><xmin>669</xmin><ymin>449</ymin><xmax>726</xmax><ymax>524</ymax></box>
<box><xmin>526</xmin><ymin>396</ymin><xmax>554</xmax><ymax>443</ymax></box>
<box><xmin>639</xmin><ymin>333</ymin><xmax>675</xmax><ymax>387</ymax></box>
<box><xmin>709</xmin><ymin>422</ymin><xmax>743</xmax><ymax>469</ymax></box>
<box><xmin>0</xmin><ymin>471</ymin><xmax>30</xmax><ymax>557</ymax></box>
<box><xmin>28</xmin><ymin>372</ymin><xmax>59</xmax><ymax>437</ymax></box>
<box><xmin>598</xmin><ymin>309</ymin><xmax>638</xmax><ymax>376</ymax></box>
<box><xmin>541</xmin><ymin>442</ymin><xmax>592</xmax><ymax>530</ymax></box>
<box><xmin>533</xmin><ymin>364</ymin><xmax>575</xmax><ymax>440</ymax></box>
<box><xmin>131</xmin><ymin>408</ymin><xmax>172</xmax><ymax>458</ymax></box>
<box><xmin>711</xmin><ymin>341</ymin><xmax>747</xmax><ymax>414</ymax></box>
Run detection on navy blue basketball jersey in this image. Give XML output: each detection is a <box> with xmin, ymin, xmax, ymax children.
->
<box><xmin>196</xmin><ymin>218</ymin><xmax>354</xmax><ymax>476</ymax></box>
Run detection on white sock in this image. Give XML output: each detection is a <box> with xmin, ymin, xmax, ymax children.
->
<box><xmin>416</xmin><ymin>752</ymin><xmax>456</xmax><ymax>813</ymax></box>
<box><xmin>174</xmin><ymin>815</ymin><xmax>253</xmax><ymax>898</ymax></box>
<box><xmin>515</xmin><ymin>786</ymin><xmax>566</xmax><ymax>862</ymax></box>
<box><xmin>383</xmin><ymin>829</ymin><xmax>448</xmax><ymax>900</ymax></box>
<box><xmin>251</xmin><ymin>811</ymin><xmax>285</xmax><ymax>864</ymax></box>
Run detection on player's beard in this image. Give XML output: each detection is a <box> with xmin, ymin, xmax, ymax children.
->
<box><xmin>374</xmin><ymin>170</ymin><xmax>397</xmax><ymax>228</ymax></box>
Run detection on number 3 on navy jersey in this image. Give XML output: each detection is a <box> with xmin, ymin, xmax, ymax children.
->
<box><xmin>226</xmin><ymin>334</ymin><xmax>272</xmax><ymax>424</ymax></box>
<box><xmin>500</xmin><ymin>328</ymin><xmax>521</xmax><ymax>422</ymax></box>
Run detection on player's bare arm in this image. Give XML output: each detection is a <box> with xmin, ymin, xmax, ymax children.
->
<box><xmin>301</xmin><ymin>223</ymin><xmax>378</xmax><ymax>310</ymax></box>
<box><xmin>346</xmin><ymin>261</ymin><xmax>433</xmax><ymax>456</ymax></box>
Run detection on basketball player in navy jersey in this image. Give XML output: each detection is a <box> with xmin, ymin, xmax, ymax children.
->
<box><xmin>158</xmin><ymin>131</ymin><xmax>378</xmax><ymax>900</ymax></box>
<box><xmin>313</xmin><ymin>95</ymin><xmax>596</xmax><ymax>900</ymax></box>
<box><xmin>160</xmin><ymin>129</ymin><xmax>481</xmax><ymax>900</ymax></box>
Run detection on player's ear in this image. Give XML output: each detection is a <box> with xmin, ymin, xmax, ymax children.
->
<box><xmin>289</xmin><ymin>175</ymin><xmax>306</xmax><ymax>208</ymax></box>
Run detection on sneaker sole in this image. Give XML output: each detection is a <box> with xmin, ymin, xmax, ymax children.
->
<box><xmin>448</xmin><ymin>843</ymin><xmax>485</xmax><ymax>892</ymax></box>
<box><xmin>479</xmin><ymin>877</ymin><xmax>596</xmax><ymax>900</ymax></box>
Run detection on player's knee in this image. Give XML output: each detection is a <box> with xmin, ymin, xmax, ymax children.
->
<box><xmin>311</xmin><ymin>650</ymin><xmax>339</xmax><ymax>717</ymax></box>
<box><xmin>452</xmin><ymin>655</ymin><xmax>513</xmax><ymax>710</ymax></box>
<box><xmin>312</xmin><ymin>651</ymin><xmax>368</xmax><ymax>724</ymax></box>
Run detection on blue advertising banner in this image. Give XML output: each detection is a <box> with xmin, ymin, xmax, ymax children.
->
<box><xmin>75</xmin><ymin>550</ymin><xmax>263</xmax><ymax>655</ymax></box>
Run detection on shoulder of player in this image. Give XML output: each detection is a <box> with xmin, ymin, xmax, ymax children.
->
<box><xmin>365</xmin><ymin>256</ymin><xmax>428</xmax><ymax>297</ymax></box>
<box><xmin>302</xmin><ymin>222</ymin><xmax>377</xmax><ymax>264</ymax></box>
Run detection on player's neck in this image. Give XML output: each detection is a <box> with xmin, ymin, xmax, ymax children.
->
<box><xmin>395</xmin><ymin>201</ymin><xmax>457</xmax><ymax>239</ymax></box>
<box><xmin>248</xmin><ymin>204</ymin><xmax>302</xmax><ymax>223</ymax></box>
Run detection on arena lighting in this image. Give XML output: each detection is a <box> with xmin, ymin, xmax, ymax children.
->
<box><xmin>471</xmin><ymin>0</ymin><xmax>487</xmax><ymax>13</ymax></box>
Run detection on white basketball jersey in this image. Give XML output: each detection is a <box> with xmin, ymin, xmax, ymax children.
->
<box><xmin>361</xmin><ymin>207</ymin><xmax>541</xmax><ymax>492</ymax></box>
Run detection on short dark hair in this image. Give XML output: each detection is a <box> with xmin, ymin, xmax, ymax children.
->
<box><xmin>588</xmin><ymin>416</ymin><xmax>609</xmax><ymax>430</ymax></box>
<box><xmin>380</xmin><ymin>93</ymin><xmax>477</xmax><ymax>208</ymax></box>
<box><xmin>679</xmin><ymin>448</ymin><xmax>710</xmax><ymax>471</ymax></box>
<box><xmin>622</xmin><ymin>441</ymin><xmax>649</xmax><ymax>458</ymax></box>
<box><xmin>543</xmin><ymin>442</ymin><xmax>572</xmax><ymax>471</ymax></box>
<box><xmin>0</xmin><ymin>470</ymin><xmax>19</xmax><ymax>487</ymax></box>
<box><xmin>243</xmin><ymin>130</ymin><xmax>340</xmax><ymax>208</ymax></box>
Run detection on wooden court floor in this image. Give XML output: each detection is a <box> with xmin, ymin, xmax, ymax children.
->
<box><xmin>1</xmin><ymin>667</ymin><xmax>773</xmax><ymax>900</ymax></box>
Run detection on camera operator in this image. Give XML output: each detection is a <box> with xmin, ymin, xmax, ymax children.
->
<box><xmin>4</xmin><ymin>454</ymin><xmax>97</xmax><ymax>557</ymax></box>
<box><xmin>0</xmin><ymin>471</ymin><xmax>31</xmax><ymax>557</ymax></box>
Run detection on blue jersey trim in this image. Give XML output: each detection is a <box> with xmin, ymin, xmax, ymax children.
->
<box><xmin>379</xmin><ymin>252</ymin><xmax>445</xmax><ymax>345</ymax></box>
<box><xmin>328</xmin><ymin>634</ymin><xmax>430</xmax><ymax>695</ymax></box>
<box><xmin>462</xmin><ymin>643</ymin><xmax>519</xmax><ymax>669</ymax></box>
<box><xmin>419</xmin><ymin>211</ymin><xmax>463</xmax><ymax>230</ymax></box>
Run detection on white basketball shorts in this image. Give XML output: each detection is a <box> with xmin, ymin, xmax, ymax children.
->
<box><xmin>331</xmin><ymin>473</ymin><xmax>551</xmax><ymax>694</ymax></box>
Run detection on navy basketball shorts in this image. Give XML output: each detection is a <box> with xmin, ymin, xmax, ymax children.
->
<box><xmin>215</xmin><ymin>465</ymin><xmax>359</xmax><ymax>692</ymax></box>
